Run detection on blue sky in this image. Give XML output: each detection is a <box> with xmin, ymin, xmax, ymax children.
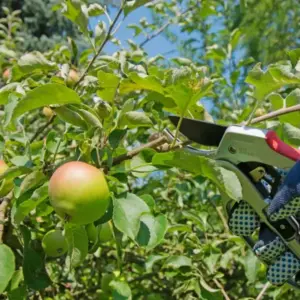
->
<box><xmin>90</xmin><ymin>5</ymin><xmax>180</xmax><ymax>57</ymax></box>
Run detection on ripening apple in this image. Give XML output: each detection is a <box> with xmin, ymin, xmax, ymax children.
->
<box><xmin>43</xmin><ymin>107</ymin><xmax>55</xmax><ymax>120</ymax></box>
<box><xmin>48</xmin><ymin>161</ymin><xmax>110</xmax><ymax>225</ymax></box>
<box><xmin>254</xmin><ymin>108</ymin><xmax>266</xmax><ymax>117</ymax></box>
<box><xmin>42</xmin><ymin>229</ymin><xmax>68</xmax><ymax>257</ymax></box>
<box><xmin>2</xmin><ymin>69</ymin><xmax>10</xmax><ymax>81</ymax></box>
<box><xmin>0</xmin><ymin>160</ymin><xmax>13</xmax><ymax>197</ymax></box>
<box><xmin>66</xmin><ymin>69</ymin><xmax>80</xmax><ymax>87</ymax></box>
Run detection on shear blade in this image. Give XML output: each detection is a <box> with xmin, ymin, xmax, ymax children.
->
<box><xmin>168</xmin><ymin>115</ymin><xmax>227</xmax><ymax>147</ymax></box>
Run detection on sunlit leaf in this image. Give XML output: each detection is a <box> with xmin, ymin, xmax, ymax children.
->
<box><xmin>153</xmin><ymin>151</ymin><xmax>242</xmax><ymax>201</ymax></box>
<box><xmin>0</xmin><ymin>244</ymin><xmax>15</xmax><ymax>293</ymax></box>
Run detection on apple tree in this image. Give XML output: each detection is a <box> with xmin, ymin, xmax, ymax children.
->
<box><xmin>1</xmin><ymin>1</ymin><xmax>300</xmax><ymax>299</ymax></box>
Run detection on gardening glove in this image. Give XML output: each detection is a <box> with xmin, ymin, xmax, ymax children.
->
<box><xmin>229</xmin><ymin>161</ymin><xmax>300</xmax><ymax>285</ymax></box>
<box><xmin>254</xmin><ymin>160</ymin><xmax>300</xmax><ymax>285</ymax></box>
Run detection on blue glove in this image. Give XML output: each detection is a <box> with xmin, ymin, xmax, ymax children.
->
<box><xmin>229</xmin><ymin>161</ymin><xmax>300</xmax><ymax>285</ymax></box>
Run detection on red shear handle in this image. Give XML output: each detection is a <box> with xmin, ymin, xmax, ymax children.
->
<box><xmin>266</xmin><ymin>131</ymin><xmax>300</xmax><ymax>161</ymax></box>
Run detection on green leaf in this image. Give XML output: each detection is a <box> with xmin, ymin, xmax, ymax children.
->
<box><xmin>0</xmin><ymin>166</ymin><xmax>31</xmax><ymax>182</ymax></box>
<box><xmin>16</xmin><ymin>51</ymin><xmax>57</xmax><ymax>74</ymax></box>
<box><xmin>113</xmin><ymin>193</ymin><xmax>150</xmax><ymax>240</ymax></box>
<box><xmin>54</xmin><ymin>106</ymin><xmax>86</xmax><ymax>128</ymax></box>
<box><xmin>119</xmin><ymin>111</ymin><xmax>152</xmax><ymax>128</ymax></box>
<box><xmin>8</xmin><ymin>269</ymin><xmax>23</xmax><ymax>291</ymax></box>
<box><xmin>18</xmin><ymin>171</ymin><xmax>47</xmax><ymax>197</ymax></box>
<box><xmin>65</xmin><ymin>224</ymin><xmax>89</xmax><ymax>269</ymax></box>
<box><xmin>182</xmin><ymin>211</ymin><xmax>206</xmax><ymax>231</ymax></box>
<box><xmin>129</xmin><ymin>150</ymin><xmax>157</xmax><ymax>177</ymax></box>
<box><xmin>61</xmin><ymin>0</ymin><xmax>89</xmax><ymax>35</ymax></box>
<box><xmin>76</xmin><ymin>108</ymin><xmax>102</xmax><ymax>128</ymax></box>
<box><xmin>0</xmin><ymin>83</ymin><xmax>19</xmax><ymax>105</ymax></box>
<box><xmin>109</xmin><ymin>129</ymin><xmax>127</xmax><ymax>149</ymax></box>
<box><xmin>46</xmin><ymin>131</ymin><xmax>65</xmax><ymax>154</ymax></box>
<box><xmin>0</xmin><ymin>244</ymin><xmax>15</xmax><ymax>293</ymax></box>
<box><xmin>287</xmin><ymin>48</ymin><xmax>300</xmax><ymax>67</ymax></box>
<box><xmin>10</xmin><ymin>156</ymin><xmax>31</xmax><ymax>167</ymax></box>
<box><xmin>110</xmin><ymin>280</ymin><xmax>132</xmax><ymax>300</ymax></box>
<box><xmin>21</xmin><ymin>226</ymin><xmax>51</xmax><ymax>290</ymax></box>
<box><xmin>87</xmin><ymin>3</ymin><xmax>104</xmax><ymax>16</ymax></box>
<box><xmin>137</xmin><ymin>213</ymin><xmax>168</xmax><ymax>250</ymax></box>
<box><xmin>120</xmin><ymin>73</ymin><xmax>164</xmax><ymax>95</ymax></box>
<box><xmin>269</xmin><ymin>89</ymin><xmax>300</xmax><ymax>126</ymax></box>
<box><xmin>7</xmin><ymin>286</ymin><xmax>27</xmax><ymax>300</ymax></box>
<box><xmin>14</xmin><ymin>184</ymin><xmax>49</xmax><ymax>224</ymax></box>
<box><xmin>0</xmin><ymin>45</ymin><xmax>17</xmax><ymax>58</ymax></box>
<box><xmin>124</xmin><ymin>0</ymin><xmax>151</xmax><ymax>16</ymax></box>
<box><xmin>245</xmin><ymin>61</ymin><xmax>300</xmax><ymax>101</ymax></box>
<box><xmin>153</xmin><ymin>151</ymin><xmax>242</xmax><ymax>201</ymax></box>
<box><xmin>97</xmin><ymin>70</ymin><xmax>120</xmax><ymax>102</ymax></box>
<box><xmin>145</xmin><ymin>255</ymin><xmax>166</xmax><ymax>272</ymax></box>
<box><xmin>127</xmin><ymin>24</ymin><xmax>142</xmax><ymax>37</ymax></box>
<box><xmin>11</xmin><ymin>84</ymin><xmax>81</xmax><ymax>121</ymax></box>
<box><xmin>164</xmin><ymin>255</ymin><xmax>192</xmax><ymax>269</ymax></box>
<box><xmin>165</xmin><ymin>77</ymin><xmax>213</xmax><ymax>115</ymax></box>
<box><xmin>243</xmin><ymin>250</ymin><xmax>261</xmax><ymax>283</ymax></box>
<box><xmin>282</xmin><ymin>123</ymin><xmax>300</xmax><ymax>146</ymax></box>
<box><xmin>4</xmin><ymin>93</ymin><xmax>19</xmax><ymax>129</ymax></box>
<box><xmin>140</xmin><ymin>194</ymin><xmax>155</xmax><ymax>210</ymax></box>
<box><xmin>171</xmin><ymin>57</ymin><xmax>193</xmax><ymax>66</ymax></box>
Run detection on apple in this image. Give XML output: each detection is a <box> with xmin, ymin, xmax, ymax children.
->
<box><xmin>99</xmin><ymin>222</ymin><xmax>113</xmax><ymax>243</ymax></box>
<box><xmin>42</xmin><ymin>229</ymin><xmax>68</xmax><ymax>257</ymax></box>
<box><xmin>2</xmin><ymin>69</ymin><xmax>10</xmax><ymax>81</ymax></box>
<box><xmin>86</xmin><ymin>222</ymin><xmax>98</xmax><ymax>243</ymax></box>
<box><xmin>42</xmin><ymin>107</ymin><xmax>55</xmax><ymax>120</ymax></box>
<box><xmin>254</xmin><ymin>108</ymin><xmax>266</xmax><ymax>117</ymax></box>
<box><xmin>66</xmin><ymin>69</ymin><xmax>80</xmax><ymax>87</ymax></box>
<box><xmin>48</xmin><ymin>161</ymin><xmax>110</xmax><ymax>225</ymax></box>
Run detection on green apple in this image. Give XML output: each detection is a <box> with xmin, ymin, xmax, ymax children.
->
<box><xmin>48</xmin><ymin>161</ymin><xmax>110</xmax><ymax>225</ymax></box>
<box><xmin>99</xmin><ymin>222</ymin><xmax>113</xmax><ymax>243</ymax></box>
<box><xmin>42</xmin><ymin>229</ymin><xmax>68</xmax><ymax>257</ymax></box>
<box><xmin>86</xmin><ymin>222</ymin><xmax>98</xmax><ymax>243</ymax></box>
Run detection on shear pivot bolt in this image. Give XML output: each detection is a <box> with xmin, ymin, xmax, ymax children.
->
<box><xmin>280</xmin><ymin>224</ymin><xmax>286</xmax><ymax>230</ymax></box>
<box><xmin>228</xmin><ymin>146</ymin><xmax>237</xmax><ymax>154</ymax></box>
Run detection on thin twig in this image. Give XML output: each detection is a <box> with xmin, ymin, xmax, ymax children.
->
<box><xmin>213</xmin><ymin>278</ymin><xmax>231</xmax><ymax>300</ymax></box>
<box><xmin>112</xmin><ymin>136</ymin><xmax>167</xmax><ymax>166</ymax></box>
<box><xmin>74</xmin><ymin>3</ymin><xmax>124</xmax><ymax>89</ymax></box>
<box><xmin>0</xmin><ymin>192</ymin><xmax>13</xmax><ymax>243</ymax></box>
<box><xmin>249</xmin><ymin>104</ymin><xmax>300</xmax><ymax>125</ymax></box>
<box><xmin>256</xmin><ymin>282</ymin><xmax>270</xmax><ymax>300</ymax></box>
<box><xmin>210</xmin><ymin>200</ymin><xmax>230</xmax><ymax>234</ymax></box>
<box><xmin>139</xmin><ymin>5</ymin><xmax>195</xmax><ymax>47</ymax></box>
<box><xmin>30</xmin><ymin>115</ymin><xmax>56</xmax><ymax>143</ymax></box>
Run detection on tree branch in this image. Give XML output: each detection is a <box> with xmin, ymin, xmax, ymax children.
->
<box><xmin>213</xmin><ymin>278</ymin><xmax>231</xmax><ymax>300</ymax></box>
<box><xmin>139</xmin><ymin>5</ymin><xmax>194</xmax><ymax>47</ymax></box>
<box><xmin>249</xmin><ymin>104</ymin><xmax>300</xmax><ymax>125</ymax></box>
<box><xmin>256</xmin><ymin>282</ymin><xmax>270</xmax><ymax>300</ymax></box>
<box><xmin>74</xmin><ymin>3</ymin><xmax>124</xmax><ymax>89</ymax></box>
<box><xmin>112</xmin><ymin>136</ymin><xmax>167</xmax><ymax>166</ymax></box>
<box><xmin>0</xmin><ymin>192</ymin><xmax>13</xmax><ymax>243</ymax></box>
<box><xmin>30</xmin><ymin>115</ymin><xmax>55</xmax><ymax>143</ymax></box>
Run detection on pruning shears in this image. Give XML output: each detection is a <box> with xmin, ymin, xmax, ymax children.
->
<box><xmin>165</xmin><ymin>115</ymin><xmax>300</xmax><ymax>289</ymax></box>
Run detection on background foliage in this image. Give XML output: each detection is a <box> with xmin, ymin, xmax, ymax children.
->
<box><xmin>1</xmin><ymin>0</ymin><xmax>300</xmax><ymax>299</ymax></box>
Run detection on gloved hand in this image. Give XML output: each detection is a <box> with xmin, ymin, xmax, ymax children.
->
<box><xmin>229</xmin><ymin>161</ymin><xmax>300</xmax><ymax>286</ymax></box>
